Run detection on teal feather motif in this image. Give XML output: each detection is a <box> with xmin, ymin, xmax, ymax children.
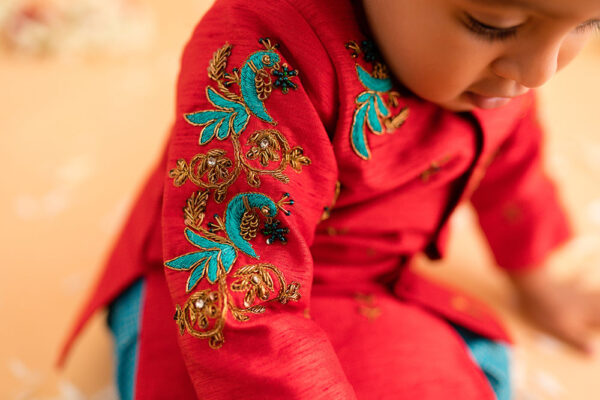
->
<box><xmin>240</xmin><ymin>50</ymin><xmax>281</xmax><ymax>124</ymax></box>
<box><xmin>165</xmin><ymin>193</ymin><xmax>279</xmax><ymax>290</ymax></box>
<box><xmin>224</xmin><ymin>193</ymin><xmax>278</xmax><ymax>258</ymax></box>
<box><xmin>356</xmin><ymin>64</ymin><xmax>393</xmax><ymax>92</ymax></box>
<box><xmin>184</xmin><ymin>87</ymin><xmax>250</xmax><ymax>145</ymax></box>
<box><xmin>350</xmin><ymin>65</ymin><xmax>394</xmax><ymax>160</ymax></box>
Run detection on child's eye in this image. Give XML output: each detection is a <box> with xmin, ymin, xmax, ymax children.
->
<box><xmin>463</xmin><ymin>13</ymin><xmax>519</xmax><ymax>41</ymax></box>
<box><xmin>574</xmin><ymin>19</ymin><xmax>600</xmax><ymax>34</ymax></box>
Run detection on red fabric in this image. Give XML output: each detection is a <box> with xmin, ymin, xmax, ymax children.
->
<box><xmin>58</xmin><ymin>0</ymin><xmax>571</xmax><ymax>398</ymax></box>
<box><xmin>470</xmin><ymin>99</ymin><xmax>572</xmax><ymax>270</ymax></box>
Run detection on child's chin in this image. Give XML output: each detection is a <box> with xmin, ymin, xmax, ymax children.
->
<box><xmin>433</xmin><ymin>98</ymin><xmax>476</xmax><ymax>112</ymax></box>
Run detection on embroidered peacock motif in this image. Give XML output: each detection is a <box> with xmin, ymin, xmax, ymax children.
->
<box><xmin>346</xmin><ymin>40</ymin><xmax>410</xmax><ymax>160</ymax></box>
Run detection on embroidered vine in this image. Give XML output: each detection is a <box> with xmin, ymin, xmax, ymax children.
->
<box><xmin>346</xmin><ymin>40</ymin><xmax>409</xmax><ymax>160</ymax></box>
<box><xmin>170</xmin><ymin>39</ymin><xmax>310</xmax><ymax>203</ymax></box>
<box><xmin>167</xmin><ymin>191</ymin><xmax>301</xmax><ymax>348</ymax></box>
<box><xmin>166</xmin><ymin>39</ymin><xmax>308</xmax><ymax>348</ymax></box>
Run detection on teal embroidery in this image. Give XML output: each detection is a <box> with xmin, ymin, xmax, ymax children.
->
<box><xmin>165</xmin><ymin>192</ymin><xmax>292</xmax><ymax>291</ymax></box>
<box><xmin>272</xmin><ymin>65</ymin><xmax>298</xmax><ymax>94</ymax></box>
<box><xmin>168</xmin><ymin>38</ymin><xmax>305</xmax><ymax>349</ymax></box>
<box><xmin>171</xmin><ymin>39</ymin><xmax>310</xmax><ymax>204</ymax></box>
<box><xmin>224</xmin><ymin>192</ymin><xmax>279</xmax><ymax>258</ymax></box>
<box><xmin>240</xmin><ymin>49</ymin><xmax>281</xmax><ymax>124</ymax></box>
<box><xmin>356</xmin><ymin>64</ymin><xmax>393</xmax><ymax>93</ymax></box>
<box><xmin>346</xmin><ymin>40</ymin><xmax>409</xmax><ymax>160</ymax></box>
<box><xmin>185</xmin><ymin>87</ymin><xmax>250</xmax><ymax>144</ymax></box>
<box><xmin>165</xmin><ymin>228</ymin><xmax>237</xmax><ymax>290</ymax></box>
<box><xmin>262</xmin><ymin>220</ymin><xmax>290</xmax><ymax>244</ymax></box>
<box><xmin>185</xmin><ymin>38</ymin><xmax>298</xmax><ymax>146</ymax></box>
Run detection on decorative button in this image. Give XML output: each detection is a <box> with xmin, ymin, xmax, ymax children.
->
<box><xmin>194</xmin><ymin>298</ymin><xmax>205</xmax><ymax>309</ymax></box>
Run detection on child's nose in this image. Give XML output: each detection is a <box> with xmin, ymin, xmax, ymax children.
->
<box><xmin>490</xmin><ymin>39</ymin><xmax>562</xmax><ymax>89</ymax></box>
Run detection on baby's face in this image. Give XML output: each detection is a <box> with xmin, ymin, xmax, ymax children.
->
<box><xmin>362</xmin><ymin>0</ymin><xmax>600</xmax><ymax>111</ymax></box>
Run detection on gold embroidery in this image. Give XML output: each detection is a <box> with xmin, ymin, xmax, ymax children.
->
<box><xmin>174</xmin><ymin>262</ymin><xmax>301</xmax><ymax>348</ymax></box>
<box><xmin>420</xmin><ymin>155</ymin><xmax>452</xmax><ymax>182</ymax></box>
<box><xmin>354</xmin><ymin>293</ymin><xmax>382</xmax><ymax>321</ymax></box>
<box><xmin>170</xmin><ymin>128</ymin><xmax>311</xmax><ymax>203</ymax></box>
<box><xmin>168</xmin><ymin>40</ymin><xmax>308</xmax><ymax>348</ymax></box>
<box><xmin>346</xmin><ymin>40</ymin><xmax>409</xmax><ymax>160</ymax></box>
<box><xmin>320</xmin><ymin>180</ymin><xmax>341</xmax><ymax>221</ymax></box>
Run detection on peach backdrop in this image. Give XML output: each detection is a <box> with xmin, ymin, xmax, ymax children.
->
<box><xmin>1</xmin><ymin>1</ymin><xmax>600</xmax><ymax>398</ymax></box>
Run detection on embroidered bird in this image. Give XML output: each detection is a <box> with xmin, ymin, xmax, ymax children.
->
<box><xmin>165</xmin><ymin>193</ymin><xmax>281</xmax><ymax>291</ymax></box>
<box><xmin>240</xmin><ymin>49</ymin><xmax>282</xmax><ymax>124</ymax></box>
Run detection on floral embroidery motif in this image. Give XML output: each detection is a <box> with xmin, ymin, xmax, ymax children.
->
<box><xmin>420</xmin><ymin>155</ymin><xmax>452</xmax><ymax>182</ymax></box>
<box><xmin>354</xmin><ymin>293</ymin><xmax>382</xmax><ymax>321</ymax></box>
<box><xmin>169</xmin><ymin>39</ymin><xmax>310</xmax><ymax>203</ymax></box>
<box><xmin>167</xmin><ymin>189</ymin><xmax>301</xmax><ymax>348</ymax></box>
<box><xmin>346</xmin><ymin>40</ymin><xmax>409</xmax><ymax>160</ymax></box>
<box><xmin>320</xmin><ymin>180</ymin><xmax>341</xmax><ymax>222</ymax></box>
<box><xmin>167</xmin><ymin>39</ymin><xmax>309</xmax><ymax>348</ymax></box>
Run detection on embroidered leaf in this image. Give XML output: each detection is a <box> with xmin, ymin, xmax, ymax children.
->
<box><xmin>288</xmin><ymin>147</ymin><xmax>311</xmax><ymax>171</ymax></box>
<box><xmin>184</xmin><ymin>190</ymin><xmax>209</xmax><ymax>229</ymax></box>
<box><xmin>187</xmin><ymin>258</ymin><xmax>209</xmax><ymax>292</ymax></box>
<box><xmin>186</xmin><ymin>228</ymin><xmax>227</xmax><ymax>251</ymax></box>
<box><xmin>246</xmin><ymin>305</ymin><xmax>266</xmax><ymax>314</ymax></box>
<box><xmin>220</xmin><ymin>246</ymin><xmax>237</xmax><ymax>273</ymax></box>
<box><xmin>259</xmin><ymin>268</ymin><xmax>274</xmax><ymax>290</ymax></box>
<box><xmin>208</xmin><ymin>43</ymin><xmax>232</xmax><ymax>82</ymax></box>
<box><xmin>366</xmin><ymin>97</ymin><xmax>383</xmax><ymax>134</ymax></box>
<box><xmin>272</xmin><ymin>170</ymin><xmax>290</xmax><ymax>184</ymax></box>
<box><xmin>356</xmin><ymin>64</ymin><xmax>393</xmax><ymax>92</ymax></box>
<box><xmin>351</xmin><ymin>103</ymin><xmax>370</xmax><ymax>160</ymax></box>
<box><xmin>246</xmin><ymin>170</ymin><xmax>261</xmax><ymax>187</ymax></box>
<box><xmin>201</xmin><ymin>121</ymin><xmax>220</xmax><ymax>144</ymax></box>
<box><xmin>215</xmin><ymin>185</ymin><xmax>228</xmax><ymax>203</ymax></box>
<box><xmin>206</xmin><ymin>255</ymin><xmax>220</xmax><ymax>283</ymax></box>
<box><xmin>185</xmin><ymin>109</ymin><xmax>229</xmax><ymax>125</ymax></box>
<box><xmin>206</xmin><ymin>88</ymin><xmax>249</xmax><ymax>134</ymax></box>
<box><xmin>356</xmin><ymin>92</ymin><xmax>372</xmax><ymax>104</ymax></box>
<box><xmin>185</xmin><ymin>88</ymin><xmax>250</xmax><ymax>145</ymax></box>
<box><xmin>244</xmin><ymin>289</ymin><xmax>256</xmax><ymax>308</ymax></box>
<box><xmin>216</xmin><ymin>117</ymin><xmax>229</xmax><ymax>139</ymax></box>
<box><xmin>374</xmin><ymin>93</ymin><xmax>390</xmax><ymax>117</ymax></box>
<box><xmin>235</xmin><ymin>265</ymin><xmax>257</xmax><ymax>275</ymax></box>
<box><xmin>165</xmin><ymin>252</ymin><xmax>206</xmax><ymax>271</ymax></box>
<box><xmin>169</xmin><ymin>159</ymin><xmax>189</xmax><ymax>187</ymax></box>
<box><xmin>231</xmin><ymin>308</ymin><xmax>250</xmax><ymax>322</ymax></box>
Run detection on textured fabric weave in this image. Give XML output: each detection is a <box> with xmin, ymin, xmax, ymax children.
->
<box><xmin>107</xmin><ymin>279</ymin><xmax>145</xmax><ymax>400</ymax></box>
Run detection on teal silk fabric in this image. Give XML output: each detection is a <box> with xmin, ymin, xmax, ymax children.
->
<box><xmin>107</xmin><ymin>279</ymin><xmax>145</xmax><ymax>400</ymax></box>
<box><xmin>454</xmin><ymin>325</ymin><xmax>512</xmax><ymax>400</ymax></box>
<box><xmin>108</xmin><ymin>279</ymin><xmax>511</xmax><ymax>400</ymax></box>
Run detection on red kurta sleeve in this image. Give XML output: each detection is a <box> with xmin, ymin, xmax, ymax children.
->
<box><xmin>161</xmin><ymin>2</ymin><xmax>356</xmax><ymax>398</ymax></box>
<box><xmin>470</xmin><ymin>94</ymin><xmax>572</xmax><ymax>270</ymax></box>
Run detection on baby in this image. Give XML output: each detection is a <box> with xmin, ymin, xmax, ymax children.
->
<box><xmin>59</xmin><ymin>0</ymin><xmax>600</xmax><ymax>399</ymax></box>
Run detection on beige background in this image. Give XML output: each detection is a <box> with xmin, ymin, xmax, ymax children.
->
<box><xmin>1</xmin><ymin>0</ymin><xmax>600</xmax><ymax>398</ymax></box>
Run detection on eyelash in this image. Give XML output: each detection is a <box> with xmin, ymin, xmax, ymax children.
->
<box><xmin>464</xmin><ymin>13</ymin><xmax>600</xmax><ymax>41</ymax></box>
<box><xmin>463</xmin><ymin>14</ymin><xmax>518</xmax><ymax>41</ymax></box>
<box><xmin>575</xmin><ymin>20</ymin><xmax>600</xmax><ymax>34</ymax></box>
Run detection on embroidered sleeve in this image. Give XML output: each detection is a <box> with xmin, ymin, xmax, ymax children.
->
<box><xmin>161</xmin><ymin>4</ymin><xmax>356</xmax><ymax>399</ymax></box>
<box><xmin>470</xmin><ymin>94</ymin><xmax>572</xmax><ymax>270</ymax></box>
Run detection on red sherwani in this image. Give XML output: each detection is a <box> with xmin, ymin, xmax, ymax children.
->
<box><xmin>59</xmin><ymin>0</ymin><xmax>571</xmax><ymax>398</ymax></box>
